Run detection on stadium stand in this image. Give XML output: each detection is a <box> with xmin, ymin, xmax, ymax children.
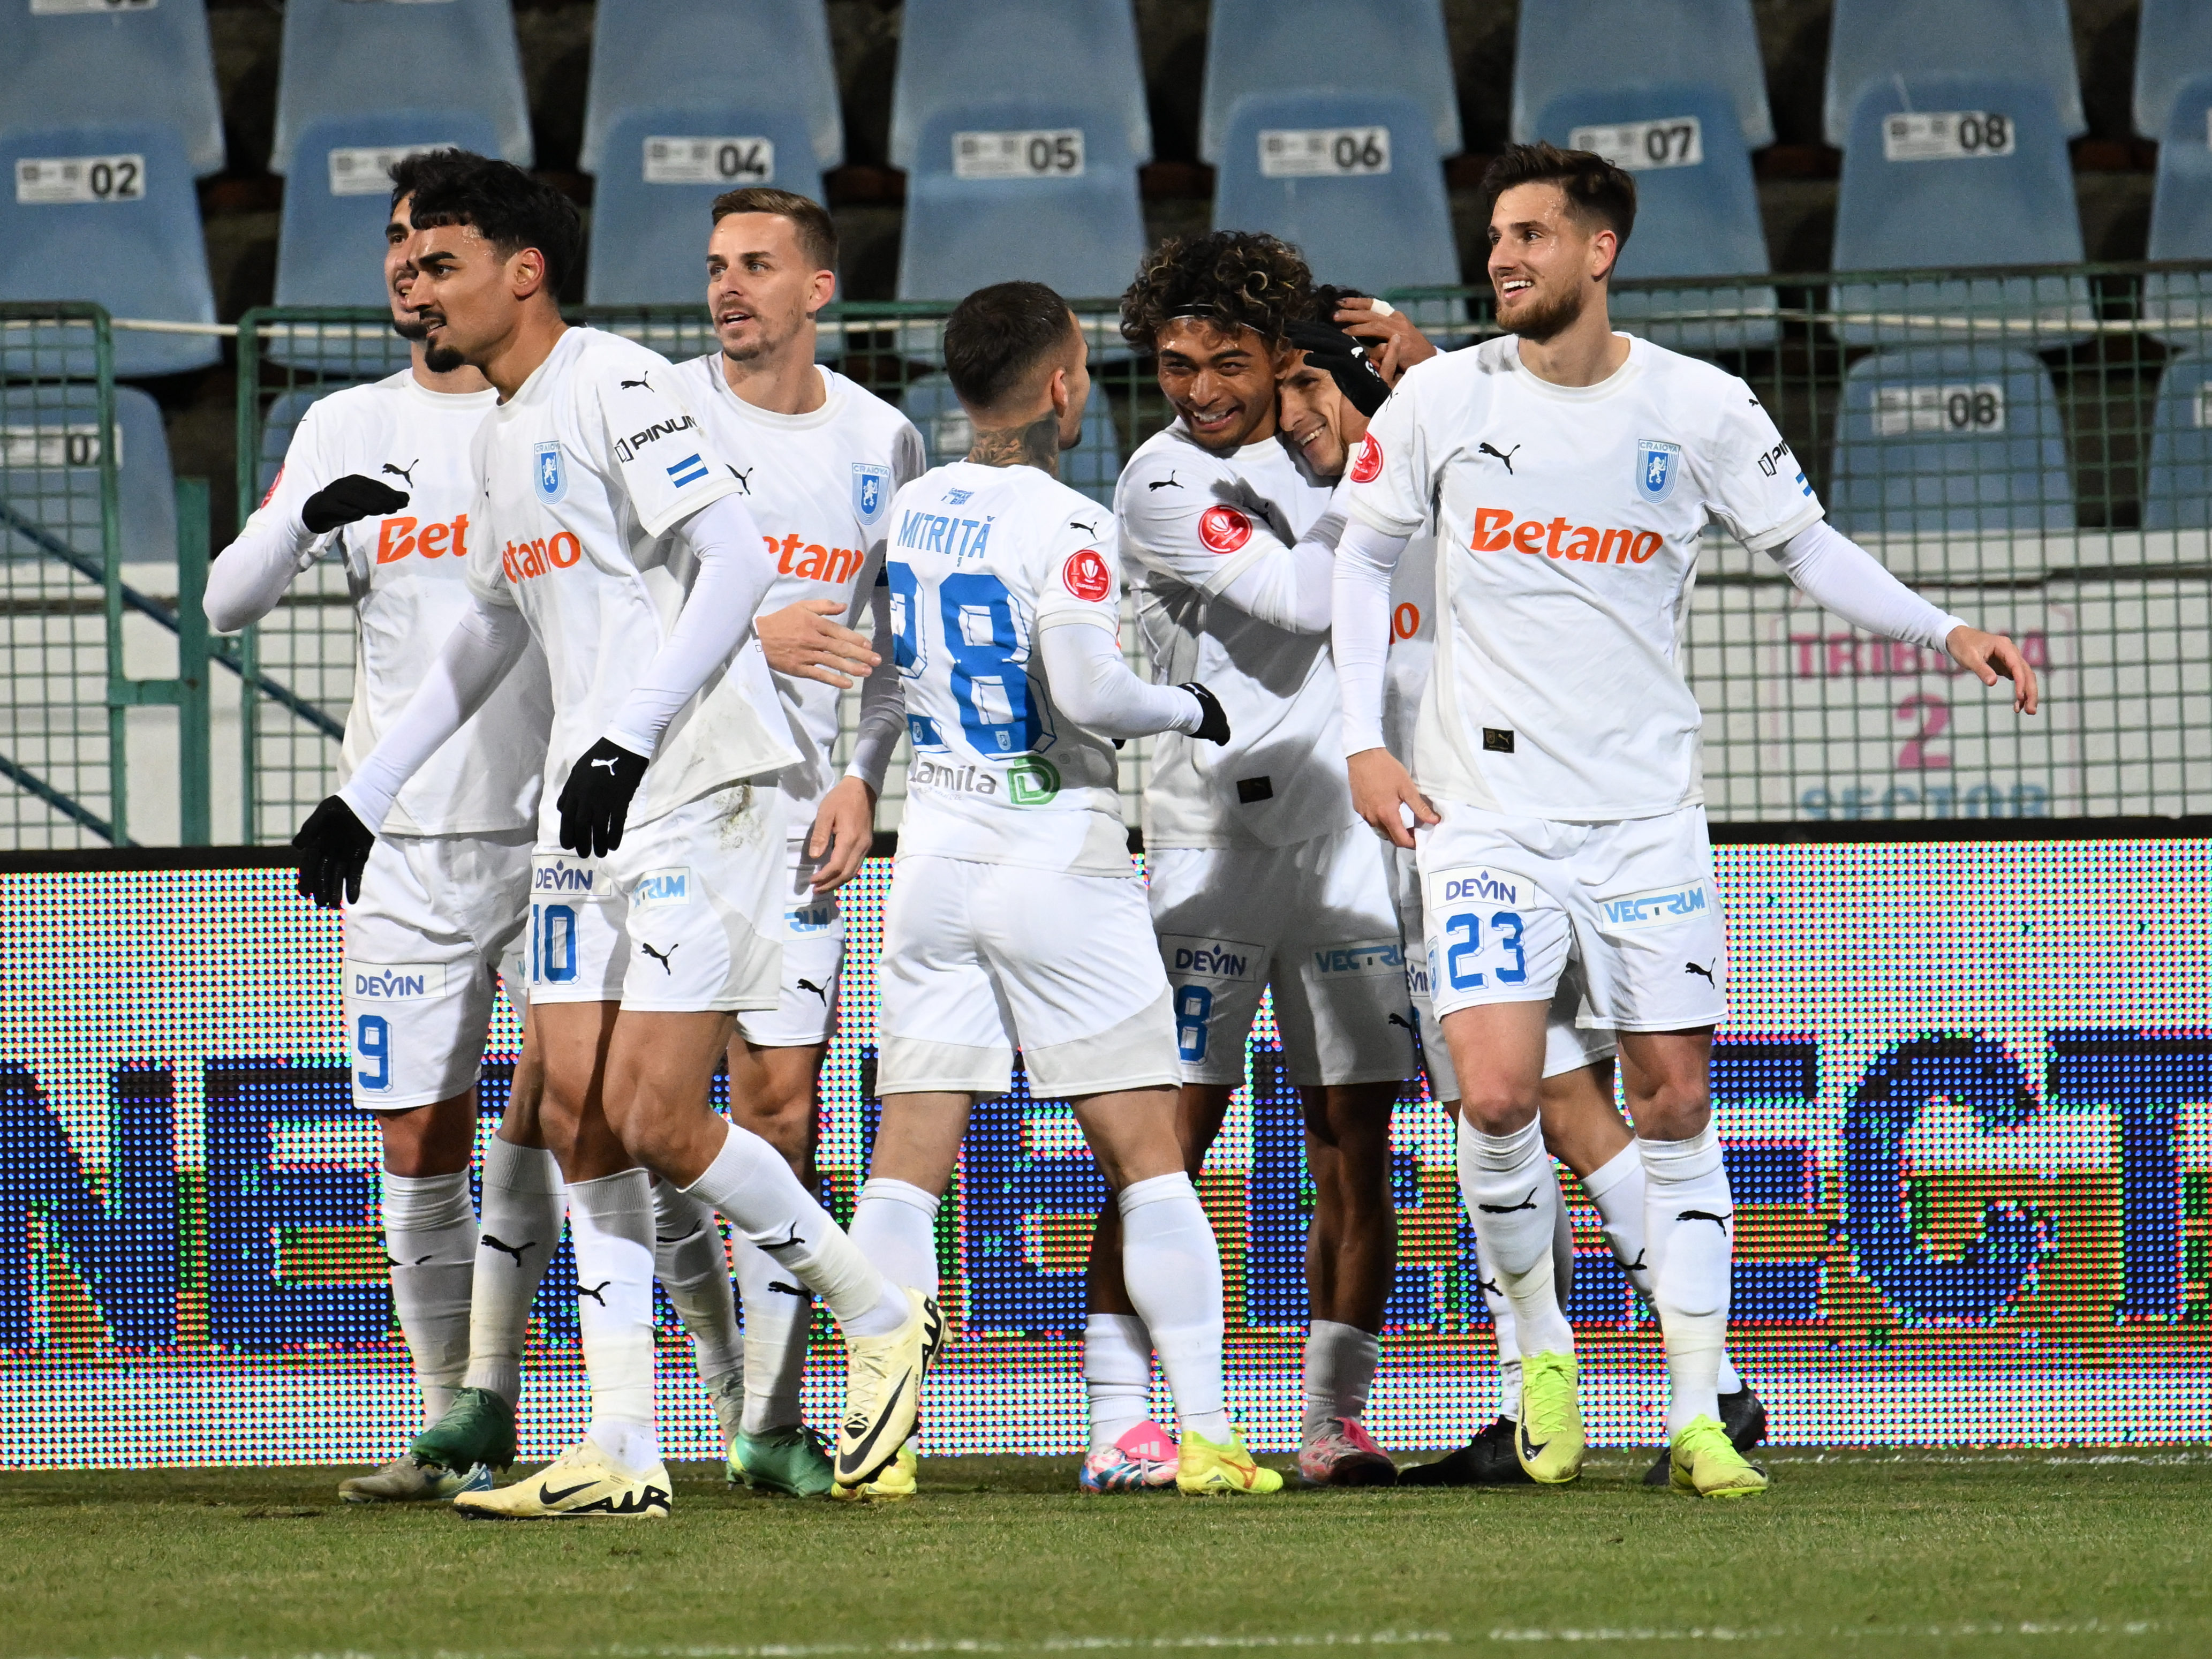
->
<box><xmin>0</xmin><ymin>383</ymin><xmax>177</xmax><ymax>567</ymax></box>
<box><xmin>255</xmin><ymin>387</ymin><xmax>353</xmax><ymax>502</ymax></box>
<box><xmin>2134</xmin><ymin>0</ymin><xmax>2212</xmax><ymax>141</ymax></box>
<box><xmin>1828</xmin><ymin>345</ymin><xmax>2075</xmax><ymax>536</ymax></box>
<box><xmin>896</xmin><ymin>99</ymin><xmax>1146</xmax><ymax>305</ymax></box>
<box><xmin>579</xmin><ymin>0</ymin><xmax>843</xmax><ymax>178</ymax></box>
<box><xmin>1200</xmin><ymin>0</ymin><xmax>1461</xmax><ymax>165</ymax></box>
<box><xmin>1533</xmin><ymin>81</ymin><xmax>1776</xmax><ymax>352</ymax></box>
<box><xmin>268</xmin><ymin>0</ymin><xmax>532</xmax><ymax>178</ymax></box>
<box><xmin>1512</xmin><ymin>0</ymin><xmax>1771</xmax><ymax>151</ymax></box>
<box><xmin>1823</xmin><ymin>0</ymin><xmax>2085</xmax><ymax>149</ymax></box>
<box><xmin>0</xmin><ymin>124</ymin><xmax>218</xmax><ymax>380</ymax></box>
<box><xmin>1829</xmin><ymin>77</ymin><xmax>2093</xmax><ymax>349</ymax></box>
<box><xmin>2141</xmin><ymin>353</ymin><xmax>2212</xmax><ymax>531</ymax></box>
<box><xmin>2141</xmin><ymin>75</ymin><xmax>2212</xmax><ymax>349</ymax></box>
<box><xmin>902</xmin><ymin>373</ymin><xmax>1122</xmax><ymax>508</ymax></box>
<box><xmin>889</xmin><ymin>0</ymin><xmax>1150</xmax><ymax>174</ymax></box>
<box><xmin>587</xmin><ymin>107</ymin><xmax>826</xmax><ymax>306</ymax></box>
<box><xmin>0</xmin><ymin>0</ymin><xmax>224</xmax><ymax>179</ymax></box>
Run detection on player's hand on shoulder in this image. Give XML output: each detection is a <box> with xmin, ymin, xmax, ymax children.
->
<box><xmin>758</xmin><ymin>599</ymin><xmax>879</xmax><ymax>688</ymax></box>
<box><xmin>301</xmin><ymin>476</ymin><xmax>408</xmax><ymax>536</ymax></box>
<box><xmin>806</xmin><ymin>776</ymin><xmax>878</xmax><ymax>894</ymax></box>
<box><xmin>1180</xmin><ymin>681</ymin><xmax>1231</xmax><ymax>744</ymax></box>
<box><xmin>1347</xmin><ymin>747</ymin><xmax>1437</xmax><ymax>850</ymax></box>
<box><xmin>1332</xmin><ymin>297</ymin><xmax>1438</xmax><ymax>387</ymax></box>
<box><xmin>292</xmin><ymin>795</ymin><xmax>374</xmax><ymax>909</ymax></box>
<box><xmin>556</xmin><ymin>738</ymin><xmax>649</xmax><ymax>858</ymax></box>
<box><xmin>1946</xmin><ymin>625</ymin><xmax>2040</xmax><ymax>715</ymax></box>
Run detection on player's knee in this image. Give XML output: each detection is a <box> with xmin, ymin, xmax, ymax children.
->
<box><xmin>1456</xmin><ymin>1080</ymin><xmax>1542</xmax><ymax>1138</ymax></box>
<box><xmin>1626</xmin><ymin>1075</ymin><xmax>1710</xmax><ymax>1140</ymax></box>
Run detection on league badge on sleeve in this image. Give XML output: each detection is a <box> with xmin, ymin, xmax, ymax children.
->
<box><xmin>1062</xmin><ymin>548</ymin><xmax>1112</xmax><ymax>602</ymax></box>
<box><xmin>1350</xmin><ymin>432</ymin><xmax>1384</xmax><ymax>484</ymax></box>
<box><xmin>533</xmin><ymin>441</ymin><xmax>566</xmax><ymax>506</ymax></box>
<box><xmin>852</xmin><ymin>463</ymin><xmax>891</xmax><ymax>525</ymax></box>
<box><xmin>1635</xmin><ymin>439</ymin><xmax>1680</xmax><ymax>504</ymax></box>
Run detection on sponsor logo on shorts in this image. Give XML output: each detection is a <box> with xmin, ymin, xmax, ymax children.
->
<box><xmin>1311</xmin><ymin>938</ymin><xmax>1405</xmax><ymax>977</ymax></box>
<box><xmin>1407</xmin><ymin>952</ymin><xmax>1433</xmax><ymax>999</ymax></box>
<box><xmin>1599</xmin><ymin>881</ymin><xmax>1710</xmax><ymax>931</ymax></box>
<box><xmin>1436</xmin><ymin>867</ymin><xmax>1522</xmax><ymax>906</ymax></box>
<box><xmin>1162</xmin><ymin>936</ymin><xmax>1260</xmax><ymax>982</ymax></box>
<box><xmin>348</xmin><ymin>961</ymin><xmax>447</xmax><ymax>1001</ymax></box>
<box><xmin>633</xmin><ymin>867</ymin><xmax>691</xmax><ymax>909</ymax></box>
<box><xmin>787</xmin><ymin>903</ymin><xmax>834</xmax><ymax>933</ymax></box>
<box><xmin>533</xmin><ymin>855</ymin><xmax>601</xmax><ymax>897</ymax></box>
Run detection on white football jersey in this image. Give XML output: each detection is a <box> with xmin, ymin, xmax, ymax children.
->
<box><xmin>885</xmin><ymin>461</ymin><xmax>1131</xmax><ymax>876</ymax></box>
<box><xmin>463</xmin><ymin>327</ymin><xmax>797</xmax><ymax>842</ymax></box>
<box><xmin>667</xmin><ymin>355</ymin><xmax>925</xmax><ymax>818</ymax></box>
<box><xmin>242</xmin><ymin>371</ymin><xmax>552</xmax><ymax>836</ymax></box>
<box><xmin>1344</xmin><ymin>333</ymin><xmax>1824</xmax><ymax>820</ymax></box>
<box><xmin>1381</xmin><ymin>525</ymin><xmax>1439</xmax><ymax>766</ymax></box>
<box><xmin>1118</xmin><ymin>423</ymin><xmax>1353</xmax><ymax>849</ymax></box>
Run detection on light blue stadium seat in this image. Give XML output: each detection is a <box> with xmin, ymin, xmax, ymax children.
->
<box><xmin>2141</xmin><ymin>353</ymin><xmax>2212</xmax><ymax>531</ymax></box>
<box><xmin>256</xmin><ymin>386</ymin><xmax>363</xmax><ymax>501</ymax></box>
<box><xmin>903</xmin><ymin>374</ymin><xmax>1121</xmax><ymax>509</ymax></box>
<box><xmin>1201</xmin><ymin>0</ymin><xmax>1460</xmax><ymax>164</ymax></box>
<box><xmin>270</xmin><ymin>112</ymin><xmax>503</xmax><ymax>375</ymax></box>
<box><xmin>1</xmin><ymin>384</ymin><xmax>176</xmax><ymax>568</ymax></box>
<box><xmin>890</xmin><ymin>0</ymin><xmax>1148</xmax><ymax>173</ymax></box>
<box><xmin>1534</xmin><ymin>82</ymin><xmax>1775</xmax><ymax>353</ymax></box>
<box><xmin>0</xmin><ymin>124</ymin><xmax>217</xmax><ymax>380</ymax></box>
<box><xmin>0</xmin><ymin>0</ymin><xmax>224</xmax><ymax>178</ymax></box>
<box><xmin>2140</xmin><ymin>77</ymin><xmax>2212</xmax><ymax>352</ymax></box>
<box><xmin>581</xmin><ymin>0</ymin><xmax>842</xmax><ymax>176</ymax></box>
<box><xmin>896</xmin><ymin>99</ymin><xmax>1145</xmax><ymax>306</ymax></box>
<box><xmin>1824</xmin><ymin>0</ymin><xmax>2082</xmax><ymax>149</ymax></box>
<box><xmin>2136</xmin><ymin>0</ymin><xmax>2212</xmax><ymax>141</ymax></box>
<box><xmin>587</xmin><ymin>106</ymin><xmax>825</xmax><ymax>306</ymax></box>
<box><xmin>269</xmin><ymin>0</ymin><xmax>530</xmax><ymax>176</ymax></box>
<box><xmin>1212</xmin><ymin>92</ymin><xmax>1461</xmax><ymax>331</ymax></box>
<box><xmin>1830</xmin><ymin>77</ymin><xmax>2092</xmax><ymax>349</ymax></box>
<box><xmin>1829</xmin><ymin>346</ymin><xmax>2074</xmax><ymax>536</ymax></box>
<box><xmin>1512</xmin><ymin>0</ymin><xmax>1770</xmax><ymax>150</ymax></box>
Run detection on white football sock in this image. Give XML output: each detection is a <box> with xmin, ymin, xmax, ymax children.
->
<box><xmin>1582</xmin><ymin>1141</ymin><xmax>1654</xmax><ymax>1299</ymax></box>
<box><xmin>380</xmin><ymin>1169</ymin><xmax>475</xmax><ymax>1428</ymax></box>
<box><xmin>1475</xmin><ymin>1236</ymin><xmax>1523</xmax><ymax>1422</ymax></box>
<box><xmin>650</xmin><ymin>1180</ymin><xmax>742</xmax><ymax>1392</ymax></box>
<box><xmin>1083</xmin><ymin>1312</ymin><xmax>1154</xmax><ymax>1451</ymax></box>
<box><xmin>731</xmin><ymin>1233</ymin><xmax>812</xmax><ymax>1436</ymax></box>
<box><xmin>1455</xmin><ymin>1115</ymin><xmax>1574</xmax><ymax>1356</ymax></box>
<box><xmin>1719</xmin><ymin>1353</ymin><xmax>1743</xmax><ymax>1394</ymax></box>
<box><xmin>463</xmin><ymin>1136</ymin><xmax>564</xmax><ymax>1406</ymax></box>
<box><xmin>1642</xmin><ymin>1124</ymin><xmax>1734</xmax><ymax>1437</ymax></box>
<box><xmin>684</xmin><ymin>1122</ymin><xmax>909</xmax><ymax>1339</ymax></box>
<box><xmin>568</xmin><ymin>1169</ymin><xmax>661</xmax><ymax>1470</ymax></box>
<box><xmin>1118</xmin><ymin>1173</ymin><xmax>1231</xmax><ymax>1443</ymax></box>
<box><xmin>1301</xmin><ymin>1319</ymin><xmax>1379</xmax><ymax>1438</ymax></box>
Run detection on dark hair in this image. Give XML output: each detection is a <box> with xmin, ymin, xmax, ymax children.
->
<box><xmin>1119</xmin><ymin>230</ymin><xmax>1313</xmax><ymax>352</ymax></box>
<box><xmin>389</xmin><ymin>149</ymin><xmax>583</xmax><ymax>297</ymax></box>
<box><xmin>942</xmin><ymin>281</ymin><xmax>1076</xmax><ymax>411</ymax></box>
<box><xmin>1479</xmin><ymin>142</ymin><xmax>1637</xmax><ymax>249</ymax></box>
<box><xmin>709</xmin><ymin>186</ymin><xmax>838</xmax><ymax>272</ymax></box>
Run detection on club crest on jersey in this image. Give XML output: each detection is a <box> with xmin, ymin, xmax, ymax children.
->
<box><xmin>533</xmin><ymin>441</ymin><xmax>565</xmax><ymax>505</ymax></box>
<box><xmin>852</xmin><ymin>463</ymin><xmax>892</xmax><ymax>524</ymax></box>
<box><xmin>1636</xmin><ymin>439</ymin><xmax>1681</xmax><ymax>503</ymax></box>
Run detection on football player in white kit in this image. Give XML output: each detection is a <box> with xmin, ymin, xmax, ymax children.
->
<box><xmin>289</xmin><ymin>153</ymin><xmax>939</xmax><ymax>1518</ymax></box>
<box><xmin>1081</xmin><ymin>236</ymin><xmax>1416</xmax><ymax>1491</ymax></box>
<box><xmin>1334</xmin><ymin>144</ymin><xmax>2039</xmax><ymax>1497</ymax></box>
<box><xmin>842</xmin><ymin>281</ymin><xmax>1283</xmax><ymax>1500</ymax></box>
<box><xmin>665</xmin><ymin>187</ymin><xmax>925</xmax><ymax>1497</ymax></box>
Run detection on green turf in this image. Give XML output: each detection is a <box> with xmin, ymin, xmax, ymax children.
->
<box><xmin>2</xmin><ymin>1449</ymin><xmax>2207</xmax><ymax>1659</ymax></box>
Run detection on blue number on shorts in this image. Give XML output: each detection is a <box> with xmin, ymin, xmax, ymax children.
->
<box><xmin>938</xmin><ymin>572</ymin><xmax>1040</xmax><ymax>755</ymax></box>
<box><xmin>1491</xmin><ymin>910</ymin><xmax>1527</xmax><ymax>984</ymax></box>
<box><xmin>356</xmin><ymin>1014</ymin><xmax>390</xmax><ymax>1092</ymax></box>
<box><xmin>1174</xmin><ymin>984</ymin><xmax>1213</xmax><ymax>1062</ymax></box>
<box><xmin>1444</xmin><ymin>913</ymin><xmax>1483</xmax><ymax>990</ymax></box>
<box><xmin>886</xmin><ymin>561</ymin><xmax>924</xmax><ymax>674</ymax></box>
<box><xmin>537</xmin><ymin>902</ymin><xmax>577</xmax><ymax>983</ymax></box>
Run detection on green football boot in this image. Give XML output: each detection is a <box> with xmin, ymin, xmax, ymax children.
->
<box><xmin>410</xmin><ymin>1386</ymin><xmax>518</xmax><ymax>1474</ymax></box>
<box><xmin>728</xmin><ymin>1424</ymin><xmax>836</xmax><ymax>1498</ymax></box>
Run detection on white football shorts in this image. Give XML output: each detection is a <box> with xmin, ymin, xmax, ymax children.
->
<box><xmin>878</xmin><ymin>855</ymin><xmax>1182</xmax><ymax>1099</ymax></box>
<box><xmin>1147</xmin><ymin>824</ymin><xmax>1417</xmax><ymax>1090</ymax></box>
<box><xmin>343</xmin><ymin>828</ymin><xmax>532</xmax><ymax>1111</ymax></box>
<box><xmin>1387</xmin><ymin>844</ymin><xmax>1614</xmax><ymax>1101</ymax></box>
<box><xmin>1414</xmin><ymin>801</ymin><xmax>1728</xmax><ymax>1032</ymax></box>
<box><xmin>736</xmin><ymin>832</ymin><xmax>847</xmax><ymax>1048</ymax></box>
<box><xmin>526</xmin><ymin>782</ymin><xmax>786</xmax><ymax>1015</ymax></box>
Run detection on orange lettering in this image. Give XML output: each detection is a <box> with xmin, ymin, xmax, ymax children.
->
<box><xmin>1545</xmin><ymin>516</ymin><xmax>1569</xmax><ymax>557</ymax></box>
<box><xmin>796</xmin><ymin>542</ymin><xmax>828</xmax><ymax>580</ymax></box>
<box><xmin>779</xmin><ymin>532</ymin><xmax>804</xmax><ymax>574</ymax></box>
<box><xmin>1597</xmin><ymin>527</ymin><xmax>1635</xmax><ymax>564</ymax></box>
<box><xmin>376</xmin><ymin>516</ymin><xmax>418</xmax><ymax>564</ymax></box>
<box><xmin>1513</xmin><ymin>518</ymin><xmax>1545</xmax><ymax>555</ymax></box>
<box><xmin>1470</xmin><ymin>507</ymin><xmax>1513</xmax><ymax>552</ymax></box>
<box><xmin>548</xmin><ymin>531</ymin><xmax>582</xmax><ymax>568</ymax></box>
<box><xmin>1392</xmin><ymin>602</ymin><xmax>1420</xmax><ymax>640</ymax></box>
<box><xmin>501</xmin><ymin>541</ymin><xmax>522</xmax><ymax>583</ymax></box>
<box><xmin>1629</xmin><ymin>531</ymin><xmax>1662</xmax><ymax>563</ymax></box>
<box><xmin>1566</xmin><ymin>525</ymin><xmax>1599</xmax><ymax>561</ymax></box>
<box><xmin>451</xmin><ymin>513</ymin><xmax>468</xmax><ymax>558</ymax></box>
<box><xmin>417</xmin><ymin>521</ymin><xmax>449</xmax><ymax>558</ymax></box>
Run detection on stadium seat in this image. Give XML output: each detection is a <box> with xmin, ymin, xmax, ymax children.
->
<box><xmin>1533</xmin><ymin>82</ymin><xmax>1776</xmax><ymax>353</ymax></box>
<box><xmin>1823</xmin><ymin>0</ymin><xmax>2083</xmax><ymax>149</ymax></box>
<box><xmin>1511</xmin><ymin>0</ymin><xmax>1771</xmax><ymax>151</ymax></box>
<box><xmin>580</xmin><ymin>0</ymin><xmax>843</xmax><ymax>177</ymax></box>
<box><xmin>587</xmin><ymin>106</ymin><xmax>826</xmax><ymax>306</ymax></box>
<box><xmin>895</xmin><ymin>99</ymin><xmax>1145</xmax><ymax>306</ymax></box>
<box><xmin>890</xmin><ymin>0</ymin><xmax>1149</xmax><ymax>173</ymax></box>
<box><xmin>1828</xmin><ymin>345</ymin><xmax>2074</xmax><ymax>536</ymax></box>
<box><xmin>903</xmin><ymin>373</ymin><xmax>1121</xmax><ymax>508</ymax></box>
<box><xmin>2136</xmin><ymin>0</ymin><xmax>2212</xmax><ymax>141</ymax></box>
<box><xmin>0</xmin><ymin>0</ymin><xmax>224</xmax><ymax>178</ymax></box>
<box><xmin>268</xmin><ymin>0</ymin><xmax>531</xmax><ymax>177</ymax></box>
<box><xmin>1829</xmin><ymin>77</ymin><xmax>2093</xmax><ymax>349</ymax></box>
<box><xmin>1211</xmin><ymin>91</ymin><xmax>1460</xmax><ymax>317</ymax></box>
<box><xmin>2140</xmin><ymin>76</ymin><xmax>2212</xmax><ymax>351</ymax></box>
<box><xmin>0</xmin><ymin>124</ymin><xmax>218</xmax><ymax>380</ymax></box>
<box><xmin>1201</xmin><ymin>0</ymin><xmax>1461</xmax><ymax>165</ymax></box>
<box><xmin>2140</xmin><ymin>353</ymin><xmax>2212</xmax><ymax>531</ymax></box>
<box><xmin>0</xmin><ymin>384</ymin><xmax>177</xmax><ymax>568</ymax></box>
<box><xmin>269</xmin><ymin>113</ymin><xmax>503</xmax><ymax>375</ymax></box>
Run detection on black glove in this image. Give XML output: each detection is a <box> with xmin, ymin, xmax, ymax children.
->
<box><xmin>301</xmin><ymin>474</ymin><xmax>409</xmax><ymax>536</ymax></box>
<box><xmin>292</xmin><ymin>795</ymin><xmax>374</xmax><ymax>909</ymax></box>
<box><xmin>1180</xmin><ymin>682</ymin><xmax>1231</xmax><ymax>745</ymax></box>
<box><xmin>556</xmin><ymin>738</ymin><xmax>650</xmax><ymax>857</ymax></box>
<box><xmin>1283</xmin><ymin>318</ymin><xmax>1391</xmax><ymax>418</ymax></box>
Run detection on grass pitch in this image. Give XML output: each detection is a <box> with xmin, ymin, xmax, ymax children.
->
<box><xmin>2</xmin><ymin>1449</ymin><xmax>2207</xmax><ymax>1659</ymax></box>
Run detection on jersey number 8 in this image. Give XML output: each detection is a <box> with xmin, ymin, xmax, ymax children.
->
<box><xmin>889</xmin><ymin>564</ymin><xmax>1046</xmax><ymax>755</ymax></box>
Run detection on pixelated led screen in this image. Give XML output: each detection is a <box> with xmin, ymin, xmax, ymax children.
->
<box><xmin>2</xmin><ymin>841</ymin><xmax>2209</xmax><ymax>1466</ymax></box>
